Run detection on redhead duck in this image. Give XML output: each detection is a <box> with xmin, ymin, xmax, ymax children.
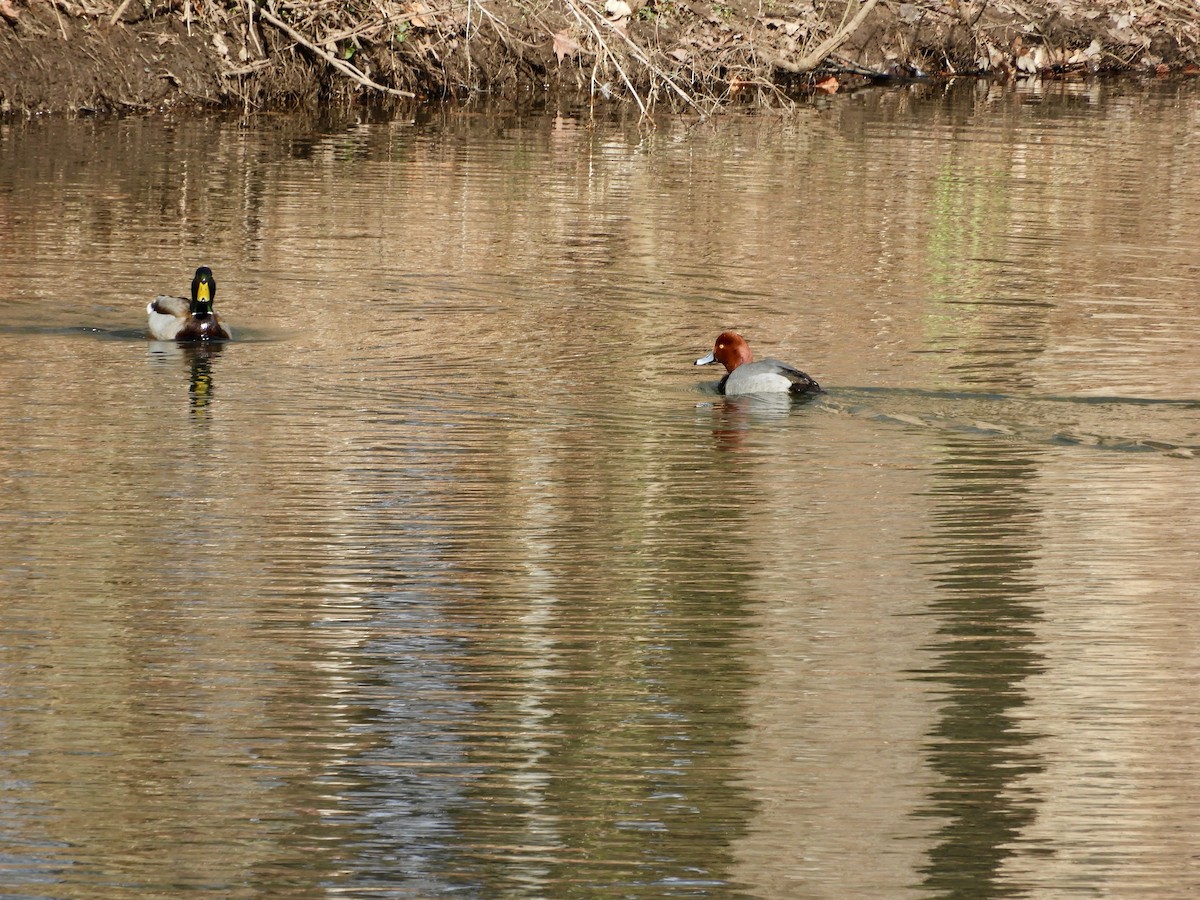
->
<box><xmin>147</xmin><ymin>266</ymin><xmax>232</xmax><ymax>341</ymax></box>
<box><xmin>695</xmin><ymin>331</ymin><xmax>821</xmax><ymax>396</ymax></box>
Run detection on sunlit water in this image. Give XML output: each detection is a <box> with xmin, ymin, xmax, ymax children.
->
<box><xmin>4</xmin><ymin>79</ymin><xmax>1200</xmax><ymax>897</ymax></box>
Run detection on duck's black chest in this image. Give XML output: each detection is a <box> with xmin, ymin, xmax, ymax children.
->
<box><xmin>177</xmin><ymin>315</ymin><xmax>229</xmax><ymax>342</ymax></box>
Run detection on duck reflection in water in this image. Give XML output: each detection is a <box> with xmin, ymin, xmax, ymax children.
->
<box><xmin>147</xmin><ymin>340</ymin><xmax>226</xmax><ymax>418</ymax></box>
<box><xmin>702</xmin><ymin>393</ymin><xmax>799</xmax><ymax>451</ymax></box>
<box><xmin>186</xmin><ymin>343</ymin><xmax>222</xmax><ymax>413</ymax></box>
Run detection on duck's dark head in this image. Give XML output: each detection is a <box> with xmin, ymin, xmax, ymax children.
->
<box><xmin>190</xmin><ymin>266</ymin><xmax>217</xmax><ymax>315</ymax></box>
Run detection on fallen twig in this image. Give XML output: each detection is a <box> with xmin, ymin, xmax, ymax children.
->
<box><xmin>564</xmin><ymin>0</ymin><xmax>709</xmax><ymax>117</ymax></box>
<box><xmin>256</xmin><ymin>3</ymin><xmax>417</xmax><ymax>98</ymax></box>
<box><xmin>829</xmin><ymin>52</ymin><xmax>884</xmax><ymax>76</ymax></box>
<box><xmin>564</xmin><ymin>0</ymin><xmax>648</xmax><ymax>115</ymax></box>
<box><xmin>246</xmin><ymin>0</ymin><xmax>264</xmax><ymax>56</ymax></box>
<box><xmin>220</xmin><ymin>59</ymin><xmax>275</xmax><ymax>77</ymax></box>
<box><xmin>48</xmin><ymin>0</ymin><xmax>70</xmax><ymax>39</ymax></box>
<box><xmin>592</xmin><ymin>4</ymin><xmax>710</xmax><ymax>115</ymax></box>
<box><xmin>775</xmin><ymin>0</ymin><xmax>880</xmax><ymax>73</ymax></box>
<box><xmin>109</xmin><ymin>0</ymin><xmax>133</xmax><ymax>26</ymax></box>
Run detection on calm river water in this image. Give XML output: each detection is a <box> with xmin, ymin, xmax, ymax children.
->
<box><xmin>3</xmin><ymin>79</ymin><xmax>1200</xmax><ymax>897</ymax></box>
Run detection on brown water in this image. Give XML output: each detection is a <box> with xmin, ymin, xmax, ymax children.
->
<box><xmin>3</xmin><ymin>79</ymin><xmax>1200</xmax><ymax>897</ymax></box>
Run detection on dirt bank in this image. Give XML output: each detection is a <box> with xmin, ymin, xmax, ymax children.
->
<box><xmin>1</xmin><ymin>0</ymin><xmax>1198</xmax><ymax>115</ymax></box>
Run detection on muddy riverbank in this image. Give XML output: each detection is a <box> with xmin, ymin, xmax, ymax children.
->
<box><xmin>1</xmin><ymin>0</ymin><xmax>1198</xmax><ymax>115</ymax></box>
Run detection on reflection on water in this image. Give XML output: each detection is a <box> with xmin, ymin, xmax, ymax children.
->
<box><xmin>3</xmin><ymin>79</ymin><xmax>1200</xmax><ymax>896</ymax></box>
<box><xmin>148</xmin><ymin>340</ymin><xmax>226</xmax><ymax>416</ymax></box>
<box><xmin>918</xmin><ymin>436</ymin><xmax>1046</xmax><ymax>897</ymax></box>
<box><xmin>700</xmin><ymin>392</ymin><xmax>823</xmax><ymax>452</ymax></box>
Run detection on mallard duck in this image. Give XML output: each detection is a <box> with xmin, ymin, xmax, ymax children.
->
<box><xmin>695</xmin><ymin>331</ymin><xmax>821</xmax><ymax>396</ymax></box>
<box><xmin>147</xmin><ymin>266</ymin><xmax>232</xmax><ymax>341</ymax></box>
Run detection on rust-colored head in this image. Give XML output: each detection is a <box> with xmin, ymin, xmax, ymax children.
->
<box><xmin>695</xmin><ymin>331</ymin><xmax>754</xmax><ymax>373</ymax></box>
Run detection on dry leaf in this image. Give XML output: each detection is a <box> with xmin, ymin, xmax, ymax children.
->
<box><xmin>1067</xmin><ymin>39</ymin><xmax>1101</xmax><ymax>65</ymax></box>
<box><xmin>976</xmin><ymin>42</ymin><xmax>1005</xmax><ymax>72</ymax></box>
<box><xmin>212</xmin><ymin>33</ymin><xmax>230</xmax><ymax>59</ymax></box>
<box><xmin>605</xmin><ymin>0</ymin><xmax>632</xmax><ymax>20</ymax></box>
<box><xmin>814</xmin><ymin>75</ymin><xmax>839</xmax><ymax>93</ymax></box>
<box><xmin>552</xmin><ymin>29</ymin><xmax>580</xmax><ymax>63</ymax></box>
<box><xmin>0</xmin><ymin>0</ymin><xmax>19</xmax><ymax>25</ymax></box>
<box><xmin>406</xmin><ymin>2</ymin><xmax>432</xmax><ymax>28</ymax></box>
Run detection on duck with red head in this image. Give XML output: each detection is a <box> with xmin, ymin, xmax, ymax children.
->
<box><xmin>695</xmin><ymin>331</ymin><xmax>821</xmax><ymax>396</ymax></box>
<box><xmin>147</xmin><ymin>266</ymin><xmax>232</xmax><ymax>342</ymax></box>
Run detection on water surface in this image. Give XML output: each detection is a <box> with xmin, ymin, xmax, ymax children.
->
<box><xmin>3</xmin><ymin>80</ymin><xmax>1200</xmax><ymax>897</ymax></box>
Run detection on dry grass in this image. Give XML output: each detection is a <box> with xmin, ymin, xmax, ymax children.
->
<box><xmin>1</xmin><ymin>0</ymin><xmax>1198</xmax><ymax>116</ymax></box>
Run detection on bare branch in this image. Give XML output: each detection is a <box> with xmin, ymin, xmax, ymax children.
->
<box><xmin>775</xmin><ymin>0</ymin><xmax>880</xmax><ymax>74</ymax></box>
<box><xmin>109</xmin><ymin>0</ymin><xmax>133</xmax><ymax>26</ymax></box>
<box><xmin>256</xmin><ymin>3</ymin><xmax>417</xmax><ymax>98</ymax></box>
